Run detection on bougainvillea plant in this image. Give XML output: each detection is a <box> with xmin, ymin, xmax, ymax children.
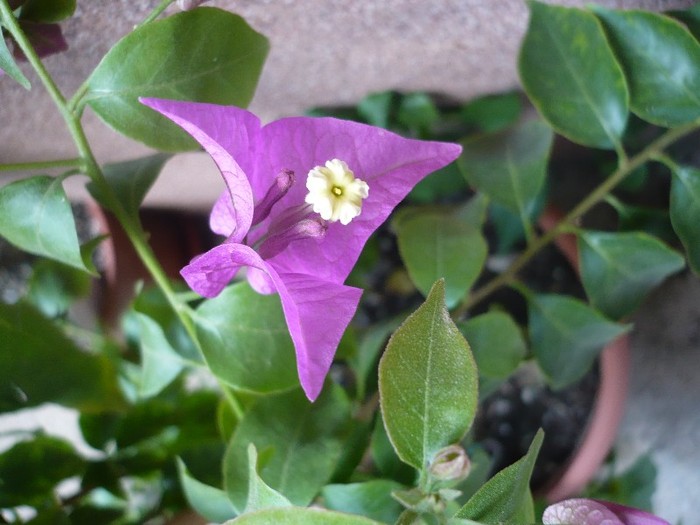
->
<box><xmin>0</xmin><ymin>0</ymin><xmax>695</xmax><ymax>523</ymax></box>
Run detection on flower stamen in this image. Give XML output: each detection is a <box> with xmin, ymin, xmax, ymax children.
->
<box><xmin>305</xmin><ymin>159</ymin><xmax>369</xmax><ymax>225</ymax></box>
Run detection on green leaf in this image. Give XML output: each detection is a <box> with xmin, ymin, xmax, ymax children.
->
<box><xmin>594</xmin><ymin>8</ymin><xmax>700</xmax><ymax>127</ymax></box>
<box><xmin>0</xmin><ymin>435</ymin><xmax>85</xmax><ymax>507</ymax></box>
<box><xmin>578</xmin><ymin>231</ymin><xmax>685</xmax><ymax>319</ymax></box>
<box><xmin>0</xmin><ymin>301</ymin><xmax>123</xmax><ymax>412</ymax></box>
<box><xmin>135</xmin><ymin>312</ymin><xmax>185</xmax><ymax>398</ymax></box>
<box><xmin>458</xmin><ymin>311</ymin><xmax>526</xmax><ymax>379</ymax></box>
<box><xmin>0</xmin><ymin>175</ymin><xmax>88</xmax><ymax>271</ymax></box>
<box><xmin>322</xmin><ymin>480</ymin><xmax>405</xmax><ymax>524</ymax></box>
<box><xmin>88</xmin><ymin>154</ymin><xmax>170</xmax><ymax>220</ymax></box>
<box><xmin>223</xmin><ymin>507</ymin><xmax>385</xmax><ymax>525</ymax></box>
<box><xmin>519</xmin><ymin>1</ymin><xmax>628</xmax><ymax>148</ymax></box>
<box><xmin>245</xmin><ymin>444</ymin><xmax>292</xmax><ymax>513</ymax></box>
<box><xmin>223</xmin><ymin>386</ymin><xmax>351</xmax><ymax>510</ymax></box>
<box><xmin>396</xmin><ymin>212</ymin><xmax>487</xmax><ymax>308</ymax></box>
<box><xmin>669</xmin><ymin>165</ymin><xmax>700</xmax><ymax>274</ymax></box>
<box><xmin>0</xmin><ymin>24</ymin><xmax>31</xmax><ymax>89</ymax></box>
<box><xmin>27</xmin><ymin>259</ymin><xmax>91</xmax><ymax>317</ymax></box>
<box><xmin>528</xmin><ymin>293</ymin><xmax>629</xmax><ymax>389</ymax></box>
<box><xmin>369</xmin><ymin>418</ymin><xmax>417</xmax><ymax>486</ymax></box>
<box><xmin>397</xmin><ymin>93</ymin><xmax>439</xmax><ymax>135</ymax></box>
<box><xmin>454</xmin><ymin>430</ymin><xmax>543</xmax><ymax>524</ymax></box>
<box><xmin>177</xmin><ymin>457</ymin><xmax>238</xmax><ymax>523</ymax></box>
<box><xmin>459</xmin><ymin>119</ymin><xmax>553</xmax><ymax>226</ymax></box>
<box><xmin>195</xmin><ymin>282</ymin><xmax>298</xmax><ymax>394</ymax></box>
<box><xmin>668</xmin><ymin>5</ymin><xmax>700</xmax><ymax>41</ymax></box>
<box><xmin>357</xmin><ymin>91</ymin><xmax>395</xmax><ymax>129</ymax></box>
<box><xmin>460</xmin><ymin>92</ymin><xmax>522</xmax><ymax>133</ymax></box>
<box><xmin>378</xmin><ymin>280</ymin><xmax>478</xmax><ymax>470</ymax></box>
<box><xmin>18</xmin><ymin>0</ymin><xmax>75</xmax><ymax>22</ymax></box>
<box><xmin>85</xmin><ymin>7</ymin><xmax>268</xmax><ymax>151</ymax></box>
<box><xmin>350</xmin><ymin>317</ymin><xmax>403</xmax><ymax>401</ymax></box>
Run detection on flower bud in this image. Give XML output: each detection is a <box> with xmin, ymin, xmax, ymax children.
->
<box><xmin>429</xmin><ymin>444</ymin><xmax>471</xmax><ymax>482</ymax></box>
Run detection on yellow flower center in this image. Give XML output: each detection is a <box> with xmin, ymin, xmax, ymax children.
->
<box><xmin>305</xmin><ymin>159</ymin><xmax>369</xmax><ymax>225</ymax></box>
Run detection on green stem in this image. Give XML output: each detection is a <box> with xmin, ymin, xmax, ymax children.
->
<box><xmin>452</xmin><ymin>120</ymin><xmax>700</xmax><ymax>319</ymax></box>
<box><xmin>137</xmin><ymin>0</ymin><xmax>176</xmax><ymax>28</ymax></box>
<box><xmin>0</xmin><ymin>158</ymin><xmax>85</xmax><ymax>173</ymax></box>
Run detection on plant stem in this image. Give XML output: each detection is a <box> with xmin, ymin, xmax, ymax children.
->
<box><xmin>0</xmin><ymin>158</ymin><xmax>85</xmax><ymax>173</ymax></box>
<box><xmin>137</xmin><ymin>0</ymin><xmax>176</xmax><ymax>28</ymax></box>
<box><xmin>453</xmin><ymin>120</ymin><xmax>700</xmax><ymax>319</ymax></box>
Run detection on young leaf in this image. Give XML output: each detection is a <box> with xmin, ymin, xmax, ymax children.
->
<box><xmin>17</xmin><ymin>0</ymin><xmax>76</xmax><ymax>23</ymax></box>
<box><xmin>27</xmin><ymin>259</ymin><xmax>91</xmax><ymax>317</ymax></box>
<box><xmin>458</xmin><ymin>311</ymin><xmax>526</xmax><ymax>379</ymax></box>
<box><xmin>578</xmin><ymin>231</ymin><xmax>685</xmax><ymax>319</ymax></box>
<box><xmin>669</xmin><ymin>165</ymin><xmax>700</xmax><ymax>274</ymax></box>
<box><xmin>0</xmin><ymin>301</ymin><xmax>123</xmax><ymax>412</ymax></box>
<box><xmin>519</xmin><ymin>1</ymin><xmax>628</xmax><ymax>149</ymax></box>
<box><xmin>378</xmin><ymin>280</ymin><xmax>478</xmax><ymax>471</ymax></box>
<box><xmin>0</xmin><ymin>24</ymin><xmax>31</xmax><ymax>89</ymax></box>
<box><xmin>528</xmin><ymin>293</ymin><xmax>629</xmax><ymax>389</ymax></box>
<box><xmin>135</xmin><ymin>312</ymin><xmax>185</xmax><ymax>398</ymax></box>
<box><xmin>594</xmin><ymin>8</ymin><xmax>700</xmax><ymax>127</ymax></box>
<box><xmin>244</xmin><ymin>444</ymin><xmax>292</xmax><ymax>513</ymax></box>
<box><xmin>87</xmin><ymin>154</ymin><xmax>170</xmax><ymax>220</ymax></box>
<box><xmin>459</xmin><ymin>119</ymin><xmax>552</xmax><ymax>227</ymax></box>
<box><xmin>0</xmin><ymin>435</ymin><xmax>85</xmax><ymax>507</ymax></box>
<box><xmin>195</xmin><ymin>282</ymin><xmax>298</xmax><ymax>394</ymax></box>
<box><xmin>396</xmin><ymin>212</ymin><xmax>487</xmax><ymax>308</ymax></box>
<box><xmin>85</xmin><ymin>8</ymin><xmax>268</xmax><ymax>151</ymax></box>
<box><xmin>453</xmin><ymin>429</ymin><xmax>543</xmax><ymax>524</ymax></box>
<box><xmin>223</xmin><ymin>386</ymin><xmax>351</xmax><ymax>510</ymax></box>
<box><xmin>0</xmin><ymin>175</ymin><xmax>88</xmax><ymax>271</ymax></box>
<box><xmin>223</xmin><ymin>507</ymin><xmax>385</xmax><ymax>525</ymax></box>
<box><xmin>177</xmin><ymin>457</ymin><xmax>238</xmax><ymax>523</ymax></box>
<box><xmin>322</xmin><ymin>480</ymin><xmax>404</xmax><ymax>524</ymax></box>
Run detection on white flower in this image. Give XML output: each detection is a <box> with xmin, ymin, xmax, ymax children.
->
<box><xmin>305</xmin><ymin>159</ymin><xmax>369</xmax><ymax>225</ymax></box>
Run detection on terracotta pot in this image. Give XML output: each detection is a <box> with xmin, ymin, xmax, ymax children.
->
<box><xmin>538</xmin><ymin>206</ymin><xmax>630</xmax><ymax>502</ymax></box>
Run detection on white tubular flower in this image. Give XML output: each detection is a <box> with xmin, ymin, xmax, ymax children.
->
<box><xmin>305</xmin><ymin>159</ymin><xmax>369</xmax><ymax>225</ymax></box>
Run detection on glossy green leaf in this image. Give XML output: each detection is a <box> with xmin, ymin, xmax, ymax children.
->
<box><xmin>322</xmin><ymin>480</ymin><xmax>405</xmax><ymax>524</ymax></box>
<box><xmin>578</xmin><ymin>231</ymin><xmax>685</xmax><ymax>319</ymax></box>
<box><xmin>459</xmin><ymin>119</ymin><xmax>552</xmax><ymax>226</ymax></box>
<box><xmin>519</xmin><ymin>1</ymin><xmax>628</xmax><ymax>148</ymax></box>
<box><xmin>669</xmin><ymin>5</ymin><xmax>700</xmax><ymax>41</ymax></box>
<box><xmin>223</xmin><ymin>507</ymin><xmax>384</xmax><ymax>525</ymax></box>
<box><xmin>0</xmin><ymin>175</ymin><xmax>88</xmax><ymax>271</ymax></box>
<box><xmin>528</xmin><ymin>293</ymin><xmax>629</xmax><ymax>389</ymax></box>
<box><xmin>177</xmin><ymin>457</ymin><xmax>238</xmax><ymax>523</ymax></box>
<box><xmin>88</xmin><ymin>154</ymin><xmax>170</xmax><ymax>220</ymax></box>
<box><xmin>461</xmin><ymin>92</ymin><xmax>522</xmax><ymax>133</ymax></box>
<box><xmin>18</xmin><ymin>0</ymin><xmax>75</xmax><ymax>22</ymax></box>
<box><xmin>135</xmin><ymin>312</ymin><xmax>185</xmax><ymax>398</ymax></box>
<box><xmin>0</xmin><ymin>301</ymin><xmax>123</xmax><ymax>412</ymax></box>
<box><xmin>378</xmin><ymin>280</ymin><xmax>478</xmax><ymax>470</ymax></box>
<box><xmin>244</xmin><ymin>444</ymin><xmax>292</xmax><ymax>513</ymax></box>
<box><xmin>397</xmin><ymin>92</ymin><xmax>439</xmax><ymax>135</ymax></box>
<box><xmin>0</xmin><ymin>24</ymin><xmax>31</xmax><ymax>89</ymax></box>
<box><xmin>223</xmin><ymin>386</ymin><xmax>351</xmax><ymax>510</ymax></box>
<box><xmin>85</xmin><ymin>8</ymin><xmax>268</xmax><ymax>151</ymax></box>
<box><xmin>27</xmin><ymin>259</ymin><xmax>91</xmax><ymax>317</ymax></box>
<box><xmin>594</xmin><ymin>8</ymin><xmax>700</xmax><ymax>127</ymax></box>
<box><xmin>454</xmin><ymin>429</ymin><xmax>542</xmax><ymax>524</ymax></box>
<box><xmin>669</xmin><ymin>165</ymin><xmax>700</xmax><ymax>274</ymax></box>
<box><xmin>458</xmin><ymin>311</ymin><xmax>526</xmax><ymax>379</ymax></box>
<box><xmin>357</xmin><ymin>91</ymin><xmax>395</xmax><ymax>129</ymax></box>
<box><xmin>196</xmin><ymin>282</ymin><xmax>298</xmax><ymax>393</ymax></box>
<box><xmin>396</xmin><ymin>212</ymin><xmax>487</xmax><ymax>308</ymax></box>
<box><xmin>0</xmin><ymin>435</ymin><xmax>85</xmax><ymax>507</ymax></box>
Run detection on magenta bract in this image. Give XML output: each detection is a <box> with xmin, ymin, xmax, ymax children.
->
<box><xmin>141</xmin><ymin>98</ymin><xmax>461</xmax><ymax>400</ymax></box>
